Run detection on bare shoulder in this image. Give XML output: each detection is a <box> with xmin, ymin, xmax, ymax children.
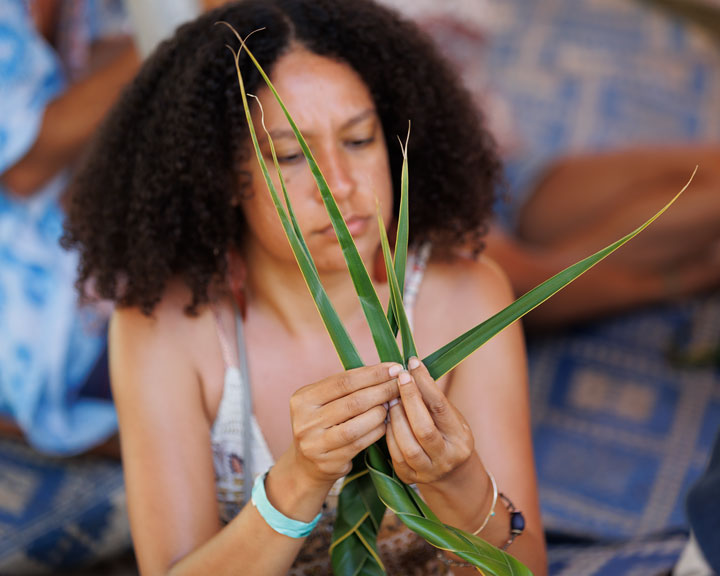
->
<box><xmin>109</xmin><ymin>280</ymin><xmax>223</xmax><ymax>409</ymax></box>
<box><xmin>423</xmin><ymin>254</ymin><xmax>516</xmax><ymax>323</ymax></box>
<box><xmin>411</xmin><ymin>253</ymin><xmax>518</xmax><ymax>367</ymax></box>
<box><xmin>111</xmin><ymin>280</ymin><xmax>196</xmax><ymax>337</ymax></box>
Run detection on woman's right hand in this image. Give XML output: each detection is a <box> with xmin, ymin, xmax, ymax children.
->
<box><xmin>288</xmin><ymin>362</ymin><xmax>402</xmax><ymax>485</ymax></box>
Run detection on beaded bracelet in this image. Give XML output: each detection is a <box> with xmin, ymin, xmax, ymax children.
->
<box><xmin>251</xmin><ymin>470</ymin><xmax>322</xmax><ymax>538</ymax></box>
<box><xmin>499</xmin><ymin>493</ymin><xmax>525</xmax><ymax>551</ymax></box>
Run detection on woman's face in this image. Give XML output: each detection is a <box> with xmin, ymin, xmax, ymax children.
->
<box><xmin>239</xmin><ymin>48</ymin><xmax>393</xmax><ymax>273</ymax></box>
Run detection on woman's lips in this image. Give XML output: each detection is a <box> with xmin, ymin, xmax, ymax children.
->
<box><xmin>318</xmin><ymin>216</ymin><xmax>370</xmax><ymax>238</ymax></box>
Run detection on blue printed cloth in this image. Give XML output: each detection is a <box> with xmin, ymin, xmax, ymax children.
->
<box><xmin>0</xmin><ymin>437</ymin><xmax>131</xmax><ymax>574</ymax></box>
<box><xmin>0</xmin><ymin>1</ymin><xmax>128</xmax><ymax>455</ymax></box>
<box><xmin>480</xmin><ymin>0</ymin><xmax>720</xmax><ymax>225</ymax></box>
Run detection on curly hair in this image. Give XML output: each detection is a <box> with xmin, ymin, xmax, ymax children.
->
<box><xmin>62</xmin><ymin>0</ymin><xmax>501</xmax><ymax>315</ymax></box>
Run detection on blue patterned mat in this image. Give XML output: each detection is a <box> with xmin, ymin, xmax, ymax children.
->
<box><xmin>547</xmin><ymin>532</ymin><xmax>688</xmax><ymax>576</ymax></box>
<box><xmin>0</xmin><ymin>438</ymin><xmax>131</xmax><ymax>574</ymax></box>
<box><xmin>530</xmin><ymin>294</ymin><xmax>720</xmax><ymax>542</ymax></box>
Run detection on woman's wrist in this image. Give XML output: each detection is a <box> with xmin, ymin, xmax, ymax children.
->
<box><xmin>265</xmin><ymin>452</ymin><xmax>334</xmax><ymax>523</ymax></box>
<box><xmin>416</xmin><ymin>452</ymin><xmax>493</xmax><ymax>532</ymax></box>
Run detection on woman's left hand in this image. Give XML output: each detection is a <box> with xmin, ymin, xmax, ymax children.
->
<box><xmin>386</xmin><ymin>357</ymin><xmax>475</xmax><ymax>485</ymax></box>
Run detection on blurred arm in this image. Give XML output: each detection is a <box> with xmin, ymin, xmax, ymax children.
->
<box><xmin>1</xmin><ymin>38</ymin><xmax>139</xmax><ymax>197</ymax></box>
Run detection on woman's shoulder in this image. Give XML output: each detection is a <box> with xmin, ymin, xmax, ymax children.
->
<box><xmin>109</xmin><ymin>279</ymin><xmax>228</xmax><ymax>421</ymax></box>
<box><xmin>424</xmin><ymin>252</ymin><xmax>516</xmax><ymax>316</ymax></box>
<box><xmin>411</xmin><ymin>252</ymin><xmax>518</xmax><ymax>361</ymax></box>
<box><xmin>109</xmin><ymin>279</ymin><xmax>225</xmax><ymax>378</ymax></box>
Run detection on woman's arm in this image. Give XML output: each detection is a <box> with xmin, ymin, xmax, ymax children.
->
<box><xmin>386</xmin><ymin>257</ymin><xmax>547</xmax><ymax>576</ymax></box>
<box><xmin>110</xmin><ymin>295</ymin><xmax>401</xmax><ymax>575</ymax></box>
<box><xmin>1</xmin><ymin>40</ymin><xmax>139</xmax><ymax>197</ymax></box>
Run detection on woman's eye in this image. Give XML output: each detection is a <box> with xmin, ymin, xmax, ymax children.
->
<box><xmin>346</xmin><ymin>136</ymin><xmax>375</xmax><ymax>148</ymax></box>
<box><xmin>276</xmin><ymin>152</ymin><xmax>303</xmax><ymax>164</ymax></box>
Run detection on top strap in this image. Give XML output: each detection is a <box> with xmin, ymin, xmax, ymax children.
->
<box><xmin>403</xmin><ymin>243</ymin><xmax>431</xmax><ymax>330</ymax></box>
<box><xmin>213</xmin><ymin>307</ymin><xmax>238</xmax><ymax>369</ymax></box>
<box><xmin>234</xmin><ymin>301</ymin><xmax>255</xmax><ymax>505</ymax></box>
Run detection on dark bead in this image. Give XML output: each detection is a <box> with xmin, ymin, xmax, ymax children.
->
<box><xmin>510</xmin><ymin>511</ymin><xmax>525</xmax><ymax>534</ymax></box>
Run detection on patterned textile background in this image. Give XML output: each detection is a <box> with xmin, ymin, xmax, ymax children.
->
<box><xmin>0</xmin><ymin>438</ymin><xmax>130</xmax><ymax>574</ymax></box>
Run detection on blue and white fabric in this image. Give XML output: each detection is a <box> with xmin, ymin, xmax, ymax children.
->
<box><xmin>0</xmin><ymin>0</ymin><xmax>128</xmax><ymax>455</ymax></box>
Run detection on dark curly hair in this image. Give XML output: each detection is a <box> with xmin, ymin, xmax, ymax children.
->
<box><xmin>62</xmin><ymin>0</ymin><xmax>501</xmax><ymax>315</ymax></box>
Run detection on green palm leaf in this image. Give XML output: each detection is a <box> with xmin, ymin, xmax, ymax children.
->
<box><xmin>386</xmin><ymin>128</ymin><xmax>411</xmax><ymax>335</ymax></box>
<box><xmin>225</xmin><ymin>40</ymin><xmax>362</xmax><ymax>370</ymax></box>
<box><xmin>377</xmin><ymin>200</ymin><xmax>417</xmax><ymax>363</ymax></box>
<box><xmin>224</xmin><ymin>25</ymin><xmax>402</xmax><ymax>366</ymax></box>
<box><xmin>422</xmin><ymin>172</ymin><xmax>695</xmax><ymax>380</ymax></box>
<box><xmin>366</xmin><ymin>446</ymin><xmax>531</xmax><ymax>576</ymax></box>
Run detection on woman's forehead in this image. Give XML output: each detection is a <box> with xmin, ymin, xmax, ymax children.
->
<box><xmin>255</xmin><ymin>49</ymin><xmax>378</xmax><ymax>131</ymax></box>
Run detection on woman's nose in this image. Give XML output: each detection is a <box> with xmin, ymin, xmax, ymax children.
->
<box><xmin>317</xmin><ymin>145</ymin><xmax>355</xmax><ymax>201</ymax></box>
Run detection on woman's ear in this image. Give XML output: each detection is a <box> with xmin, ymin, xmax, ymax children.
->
<box><xmin>231</xmin><ymin>170</ymin><xmax>253</xmax><ymax>206</ymax></box>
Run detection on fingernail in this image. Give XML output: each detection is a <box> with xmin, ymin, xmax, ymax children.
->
<box><xmin>389</xmin><ymin>398</ymin><xmax>400</xmax><ymax>408</ymax></box>
<box><xmin>408</xmin><ymin>357</ymin><xmax>420</xmax><ymax>370</ymax></box>
<box><xmin>398</xmin><ymin>371</ymin><xmax>411</xmax><ymax>385</ymax></box>
<box><xmin>389</xmin><ymin>364</ymin><xmax>403</xmax><ymax>377</ymax></box>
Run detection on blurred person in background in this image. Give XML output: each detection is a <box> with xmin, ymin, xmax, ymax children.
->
<box><xmin>0</xmin><ymin>0</ymin><xmax>139</xmax><ymax>455</ymax></box>
<box><xmin>381</xmin><ymin>0</ymin><xmax>720</xmax><ymax>328</ymax></box>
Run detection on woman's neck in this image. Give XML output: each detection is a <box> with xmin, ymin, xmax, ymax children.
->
<box><xmin>240</xmin><ymin>243</ymin><xmax>374</xmax><ymax>337</ymax></box>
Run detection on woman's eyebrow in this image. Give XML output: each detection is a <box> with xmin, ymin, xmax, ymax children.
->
<box><xmin>265</xmin><ymin>109</ymin><xmax>378</xmax><ymax>140</ymax></box>
<box><xmin>340</xmin><ymin>109</ymin><xmax>377</xmax><ymax>130</ymax></box>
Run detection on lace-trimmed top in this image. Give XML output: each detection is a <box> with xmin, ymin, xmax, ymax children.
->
<box><xmin>210</xmin><ymin>244</ymin><xmax>448</xmax><ymax>575</ymax></box>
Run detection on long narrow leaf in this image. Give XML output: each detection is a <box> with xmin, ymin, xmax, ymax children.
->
<box><xmin>226</xmin><ymin>41</ymin><xmax>363</xmax><ymax>370</ymax></box>
<box><xmin>366</xmin><ymin>460</ymin><xmax>532</xmax><ymax>576</ymax></box>
<box><xmin>377</xmin><ymin>201</ymin><xmax>417</xmax><ymax>362</ymax></box>
<box><xmin>386</xmin><ymin>127</ymin><xmax>412</xmax><ymax>334</ymax></box>
<box><xmin>247</xmin><ymin>93</ymin><xmax>316</xmax><ymax>273</ymax></box>
<box><xmin>224</xmin><ymin>23</ymin><xmax>690</xmax><ymax>576</ymax></box>
<box><xmin>228</xmin><ymin>29</ymin><xmax>403</xmax><ymax>365</ymax></box>
<box><xmin>423</xmin><ymin>169</ymin><xmax>696</xmax><ymax>380</ymax></box>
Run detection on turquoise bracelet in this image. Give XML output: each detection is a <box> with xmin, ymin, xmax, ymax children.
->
<box><xmin>251</xmin><ymin>471</ymin><xmax>322</xmax><ymax>538</ymax></box>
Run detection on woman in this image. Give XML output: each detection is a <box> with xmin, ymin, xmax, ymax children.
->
<box><xmin>63</xmin><ymin>0</ymin><xmax>547</xmax><ymax>574</ymax></box>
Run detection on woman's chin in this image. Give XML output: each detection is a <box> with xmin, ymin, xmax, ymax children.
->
<box><xmin>313</xmin><ymin>245</ymin><xmax>378</xmax><ymax>277</ymax></box>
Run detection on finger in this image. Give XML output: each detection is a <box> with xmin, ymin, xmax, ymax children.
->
<box><xmin>407</xmin><ymin>357</ymin><xmax>465</xmax><ymax>436</ymax></box>
<box><xmin>324</xmin><ymin>405</ymin><xmax>388</xmax><ymax>451</ymax></box>
<box><xmin>320</xmin><ymin>378</ymin><xmax>399</xmax><ymax>426</ymax></box>
<box><xmin>385</xmin><ymin>417</ymin><xmax>417</xmax><ymax>483</ymax></box>
<box><xmin>307</xmin><ymin>363</ymin><xmax>403</xmax><ymax>405</ymax></box>
<box><xmin>388</xmin><ymin>393</ymin><xmax>432</xmax><ymax>470</ymax></box>
<box><xmin>396</xmin><ymin>370</ymin><xmax>446</xmax><ymax>458</ymax></box>
<box><xmin>309</xmin><ymin>423</ymin><xmax>387</xmax><ymax>479</ymax></box>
